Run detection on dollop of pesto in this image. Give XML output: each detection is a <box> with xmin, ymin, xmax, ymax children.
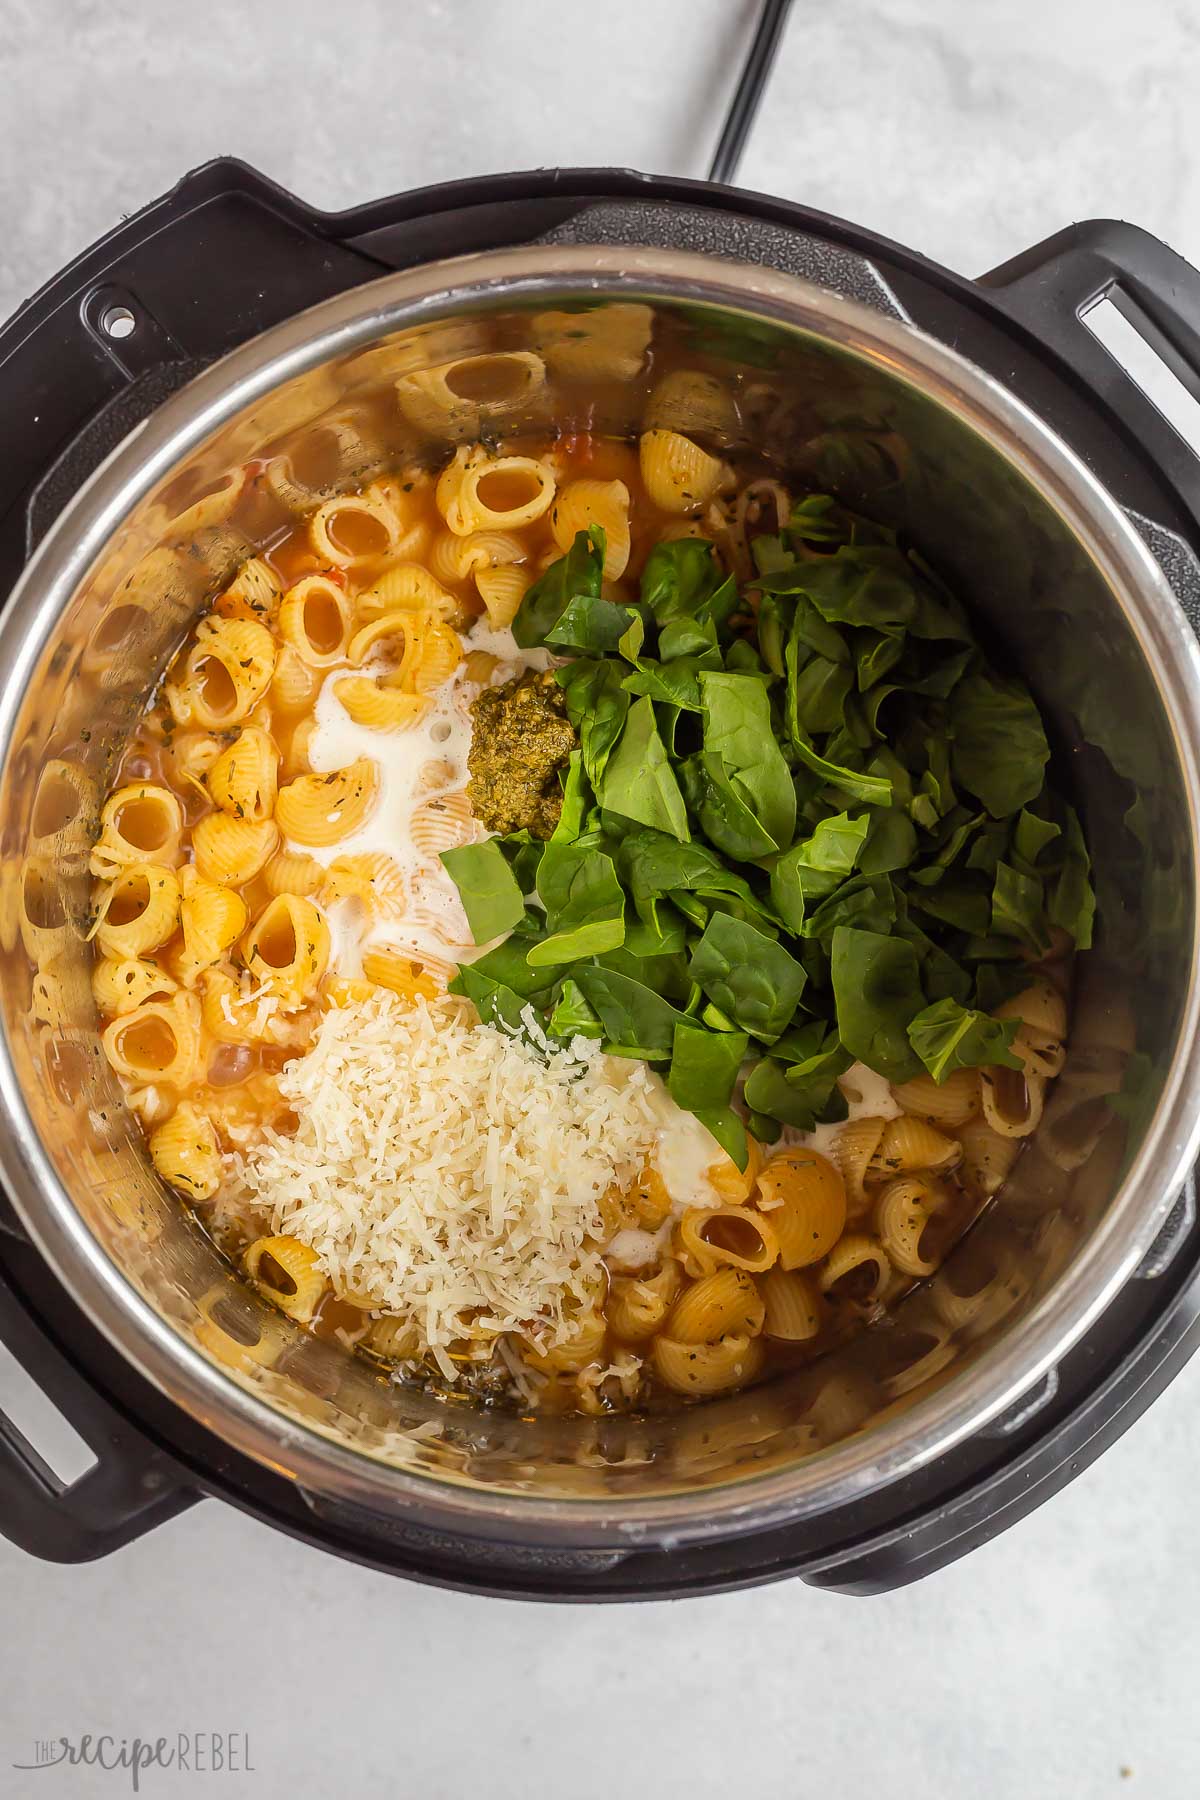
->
<box><xmin>467</xmin><ymin>669</ymin><xmax>577</xmax><ymax>839</ymax></box>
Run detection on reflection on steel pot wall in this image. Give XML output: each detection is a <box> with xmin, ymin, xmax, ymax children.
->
<box><xmin>0</xmin><ymin>245</ymin><xmax>1197</xmax><ymax>1558</ymax></box>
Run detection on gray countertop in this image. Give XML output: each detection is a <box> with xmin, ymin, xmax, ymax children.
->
<box><xmin>2</xmin><ymin>1</ymin><xmax>1199</xmax><ymax>1793</ymax></box>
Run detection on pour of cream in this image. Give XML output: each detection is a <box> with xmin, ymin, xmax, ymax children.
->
<box><xmin>297</xmin><ymin>621</ymin><xmax>541</xmax><ymax>974</ymax></box>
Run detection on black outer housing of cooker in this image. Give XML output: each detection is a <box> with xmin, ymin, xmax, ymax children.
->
<box><xmin>1</xmin><ymin>161</ymin><xmax>1200</xmax><ymax>1599</ymax></box>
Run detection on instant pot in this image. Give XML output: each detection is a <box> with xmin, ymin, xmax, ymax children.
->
<box><xmin>1</xmin><ymin>151</ymin><xmax>1200</xmax><ymax>1600</ymax></box>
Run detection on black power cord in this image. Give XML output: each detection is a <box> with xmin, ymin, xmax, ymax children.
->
<box><xmin>707</xmin><ymin>0</ymin><xmax>794</xmax><ymax>187</ymax></box>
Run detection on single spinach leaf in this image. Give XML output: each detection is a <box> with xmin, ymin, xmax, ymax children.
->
<box><xmin>950</xmin><ymin>671</ymin><xmax>1051</xmax><ymax>818</ymax></box>
<box><xmin>619</xmin><ymin>830</ymin><xmax>776</xmax><ymax>925</ymax></box>
<box><xmin>688</xmin><ymin>913</ymin><xmax>807</xmax><ymax>1043</ymax></box>
<box><xmin>907</xmin><ymin>996</ymin><xmax>1022</xmax><ymax>1080</ymax></box>
<box><xmin>859</xmin><ymin>806</ymin><xmax>918</xmax><ymax>875</ymax></box>
<box><xmin>699</xmin><ymin>671</ymin><xmax>797</xmax><ymax>850</ymax></box>
<box><xmin>439</xmin><ymin>840</ymin><xmax>526</xmax><ymax>943</ymax></box>
<box><xmin>640</xmin><ymin>538</ymin><xmax>734</xmax><ymax>626</ymax></box>
<box><xmin>668</xmin><ymin>1023</ymin><xmax>748</xmax><ymax>1112</ymax></box>
<box><xmin>572</xmin><ymin>965</ymin><xmax>693</xmax><ymax>1061</ymax></box>
<box><xmin>743</xmin><ymin>1035</ymin><xmax>851</xmax><ymax>1130</ymax></box>
<box><xmin>529</xmin><ymin>843</ymin><xmax>626</xmax><ymax>965</ymax></box>
<box><xmin>556</xmin><ymin>658</ymin><xmax>630</xmax><ymax>790</ymax></box>
<box><xmin>547</xmin><ymin>977</ymin><xmax>604</xmax><ymax>1041</ymax></box>
<box><xmin>512</xmin><ymin>527</ymin><xmax>605</xmax><ymax>647</ymax></box>
<box><xmin>451</xmin><ymin>964</ymin><xmax>534</xmax><ymax>1033</ymax></box>
<box><xmin>680</xmin><ymin>751</ymin><xmax>782</xmax><ymax>861</ymax></box>
<box><xmin>462</xmin><ymin>918</ymin><xmax>553</xmax><ymax>998</ymax></box>
<box><xmin>1013</xmin><ymin>807</ymin><xmax>1060</xmax><ymax>870</ymax></box>
<box><xmin>546</xmin><ymin>590</ymin><xmax>640</xmax><ymax>654</ymax></box>
<box><xmin>804</xmin><ymin>872</ymin><xmax>897</xmax><ymax>943</ymax></box>
<box><xmin>830</xmin><ymin>925</ymin><xmax>925</xmax><ymax>1080</ymax></box>
<box><xmin>596</xmin><ymin>695</ymin><xmax>690</xmax><ymax>841</ymax></box>
<box><xmin>768</xmin><ymin>812</ymin><xmax>870</xmax><ymax>932</ymax></box>
<box><xmin>550</xmin><ymin>749</ymin><xmax>589</xmax><ymax>844</ymax></box>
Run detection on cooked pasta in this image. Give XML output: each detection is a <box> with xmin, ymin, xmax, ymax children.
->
<box><xmin>755</xmin><ymin>1151</ymin><xmax>847</xmax><ymax>1268</ymax></box>
<box><xmin>474</xmin><ymin>562</ymin><xmax>533</xmax><ymax>630</ymax></box>
<box><xmin>101</xmin><ymin>992</ymin><xmax>202</xmax><ymax>1087</ymax></box>
<box><xmin>550</xmin><ymin>479</ymin><xmax>632</xmax><ymax>579</ymax></box>
<box><xmin>278</xmin><ymin>575</ymin><xmax>354</xmax><ymax>666</ymax></box>
<box><xmin>214</xmin><ymin>554</ymin><xmax>282</xmax><ymax>624</ymax></box>
<box><xmin>652</xmin><ymin>1332</ymin><xmax>765</xmax><ymax>1397</ymax></box>
<box><xmin>92</xmin><ymin>954</ymin><xmax>177</xmax><ymax>1017</ymax></box>
<box><xmin>177</xmin><ymin>866</ymin><xmax>248</xmax><ymax>986</ymax></box>
<box><xmin>243</xmin><ymin>894</ymin><xmax>330</xmax><ymax>1000</ymax></box>
<box><xmin>262</xmin><ymin>851</ymin><xmax>325</xmax><ymax>898</ymax></box>
<box><xmin>149</xmin><ymin>1101</ymin><xmax>222</xmax><ymax>1200</ymax></box>
<box><xmin>435</xmin><ymin>446</ymin><xmax>556</xmax><ymax>535</ymax></box>
<box><xmin>191</xmin><ymin>813</ymin><xmax>279</xmax><ymax>885</ymax></box>
<box><xmin>639</xmin><ymin>429</ymin><xmax>727</xmax><ymax>514</ymax></box>
<box><xmin>678</xmin><ymin>1205</ymin><xmax>778</xmax><ymax>1276</ymax></box>
<box><xmin>874</xmin><ymin>1176</ymin><xmax>946</xmax><ymax>1279</ymax></box>
<box><xmin>667</xmin><ymin>1269</ymin><xmax>765</xmax><ymax>1343</ymax></box>
<box><xmin>92</xmin><ymin>865</ymin><xmax>180</xmax><ymax>959</ymax></box>
<box><xmin>165</xmin><ymin>615</ymin><xmax>276</xmax><ymax>729</ymax></box>
<box><xmin>760</xmin><ymin>1267</ymin><xmax>823</xmax><ymax>1342</ymax></box>
<box><xmin>243</xmin><ymin>1235</ymin><xmax>327</xmax><ymax>1323</ymax></box>
<box><xmin>89</xmin><ymin>784</ymin><xmax>183</xmax><ymax>878</ymax></box>
<box><xmin>274</xmin><ymin>760</ymin><xmax>378</xmax><ymax>846</ymax></box>
<box><xmin>892</xmin><ymin>1067</ymin><xmax>980</xmax><ymax>1128</ymax></box>
<box><xmin>205</xmin><ymin>727</ymin><xmax>279</xmax><ymax>823</ymax></box>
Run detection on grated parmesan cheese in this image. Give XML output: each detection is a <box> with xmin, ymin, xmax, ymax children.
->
<box><xmin>226</xmin><ymin>991</ymin><xmax>665</xmax><ymax>1372</ymax></box>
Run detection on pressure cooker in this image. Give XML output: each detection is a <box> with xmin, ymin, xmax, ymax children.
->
<box><xmin>0</xmin><ymin>154</ymin><xmax>1198</xmax><ymax>1599</ymax></box>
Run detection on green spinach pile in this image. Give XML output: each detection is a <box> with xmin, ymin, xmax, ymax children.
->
<box><xmin>440</xmin><ymin>496</ymin><xmax>1094</xmax><ymax>1169</ymax></box>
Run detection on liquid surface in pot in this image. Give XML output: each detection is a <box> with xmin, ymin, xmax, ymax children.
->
<box><xmin>87</xmin><ymin>401</ymin><xmax>1090</xmax><ymax>1415</ymax></box>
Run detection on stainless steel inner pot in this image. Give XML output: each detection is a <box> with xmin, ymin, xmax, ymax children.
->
<box><xmin>1</xmin><ymin>244</ymin><xmax>1198</xmax><ymax>1554</ymax></box>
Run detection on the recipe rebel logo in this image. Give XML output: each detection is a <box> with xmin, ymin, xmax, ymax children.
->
<box><xmin>11</xmin><ymin>1732</ymin><xmax>255</xmax><ymax>1790</ymax></box>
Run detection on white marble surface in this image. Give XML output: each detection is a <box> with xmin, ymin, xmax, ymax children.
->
<box><xmin>2</xmin><ymin>1</ymin><xmax>1200</xmax><ymax>1794</ymax></box>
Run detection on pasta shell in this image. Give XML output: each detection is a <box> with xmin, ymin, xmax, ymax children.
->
<box><xmin>356</xmin><ymin>562</ymin><xmax>458</xmax><ymax>621</ymax></box>
<box><xmin>278</xmin><ymin>575</ymin><xmax>353</xmax><ymax>666</ymax></box>
<box><xmin>755</xmin><ymin>1151</ymin><xmax>847</xmax><ymax>1269</ymax></box>
<box><xmin>870</xmin><ymin>1115</ymin><xmax>962</xmax><ymax>1180</ymax></box>
<box><xmin>92</xmin><ymin>864</ymin><xmax>180</xmax><ymax>959</ymax></box>
<box><xmin>550</xmin><ymin>479</ymin><xmax>631</xmax><ymax>578</ymax></box>
<box><xmin>244</xmin><ymin>1235</ymin><xmax>327</xmax><ymax>1323</ymax></box>
<box><xmin>892</xmin><ymin>1067</ymin><xmax>980</xmax><ymax>1128</ymax></box>
<box><xmin>818</xmin><ymin>1234</ymin><xmax>891</xmax><ymax>1303</ymax></box>
<box><xmin>761</xmin><ymin>1267</ymin><xmax>823</xmax><ymax>1342</ymax></box>
<box><xmin>89</xmin><ymin>783</ymin><xmax>183</xmax><ymax>878</ymax></box>
<box><xmin>149</xmin><ymin>1101</ymin><xmax>222</xmax><ymax>1200</ymax></box>
<box><xmin>275</xmin><ymin>760</ymin><xmax>378</xmax><ymax>847</ymax></box>
<box><xmin>191</xmin><ymin>813</ymin><xmax>279</xmax><ymax>885</ymax></box>
<box><xmin>667</xmin><ymin>1268</ymin><xmax>764</xmax><ymax>1344</ymax></box>
<box><xmin>435</xmin><ymin>446</ymin><xmax>556</xmax><ymax>536</ymax></box>
<box><xmin>334</xmin><ymin>676</ymin><xmax>431</xmax><ymax>732</ymax></box>
<box><xmin>205</xmin><ymin>727</ymin><xmax>279</xmax><ymax>823</ymax></box>
<box><xmin>639</xmin><ymin>429</ymin><xmax>726</xmax><ymax>513</ymax></box>
<box><xmin>651</xmin><ymin>1332</ymin><xmax>764</xmax><ymax>1397</ymax></box>
<box><xmin>677</xmin><ymin>1205</ymin><xmax>778</xmax><ymax>1276</ymax></box>
<box><xmin>474</xmin><ymin>562</ymin><xmax>533</xmax><ymax>630</ymax></box>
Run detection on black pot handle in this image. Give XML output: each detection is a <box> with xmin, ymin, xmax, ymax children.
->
<box><xmin>0</xmin><ymin>1246</ymin><xmax>198</xmax><ymax>1561</ymax></box>
<box><xmin>980</xmin><ymin>219</ymin><xmax>1200</xmax><ymax>522</ymax></box>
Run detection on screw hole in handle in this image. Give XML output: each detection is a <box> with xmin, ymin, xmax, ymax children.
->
<box><xmin>99</xmin><ymin>304</ymin><xmax>137</xmax><ymax>341</ymax></box>
<box><xmin>80</xmin><ymin>282</ymin><xmax>181</xmax><ymax>378</ymax></box>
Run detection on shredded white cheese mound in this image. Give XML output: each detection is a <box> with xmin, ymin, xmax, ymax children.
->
<box><xmin>227</xmin><ymin>991</ymin><xmax>664</xmax><ymax>1379</ymax></box>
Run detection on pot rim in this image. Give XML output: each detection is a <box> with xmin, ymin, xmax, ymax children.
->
<box><xmin>1</xmin><ymin>243</ymin><xmax>1198</xmax><ymax>1548</ymax></box>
